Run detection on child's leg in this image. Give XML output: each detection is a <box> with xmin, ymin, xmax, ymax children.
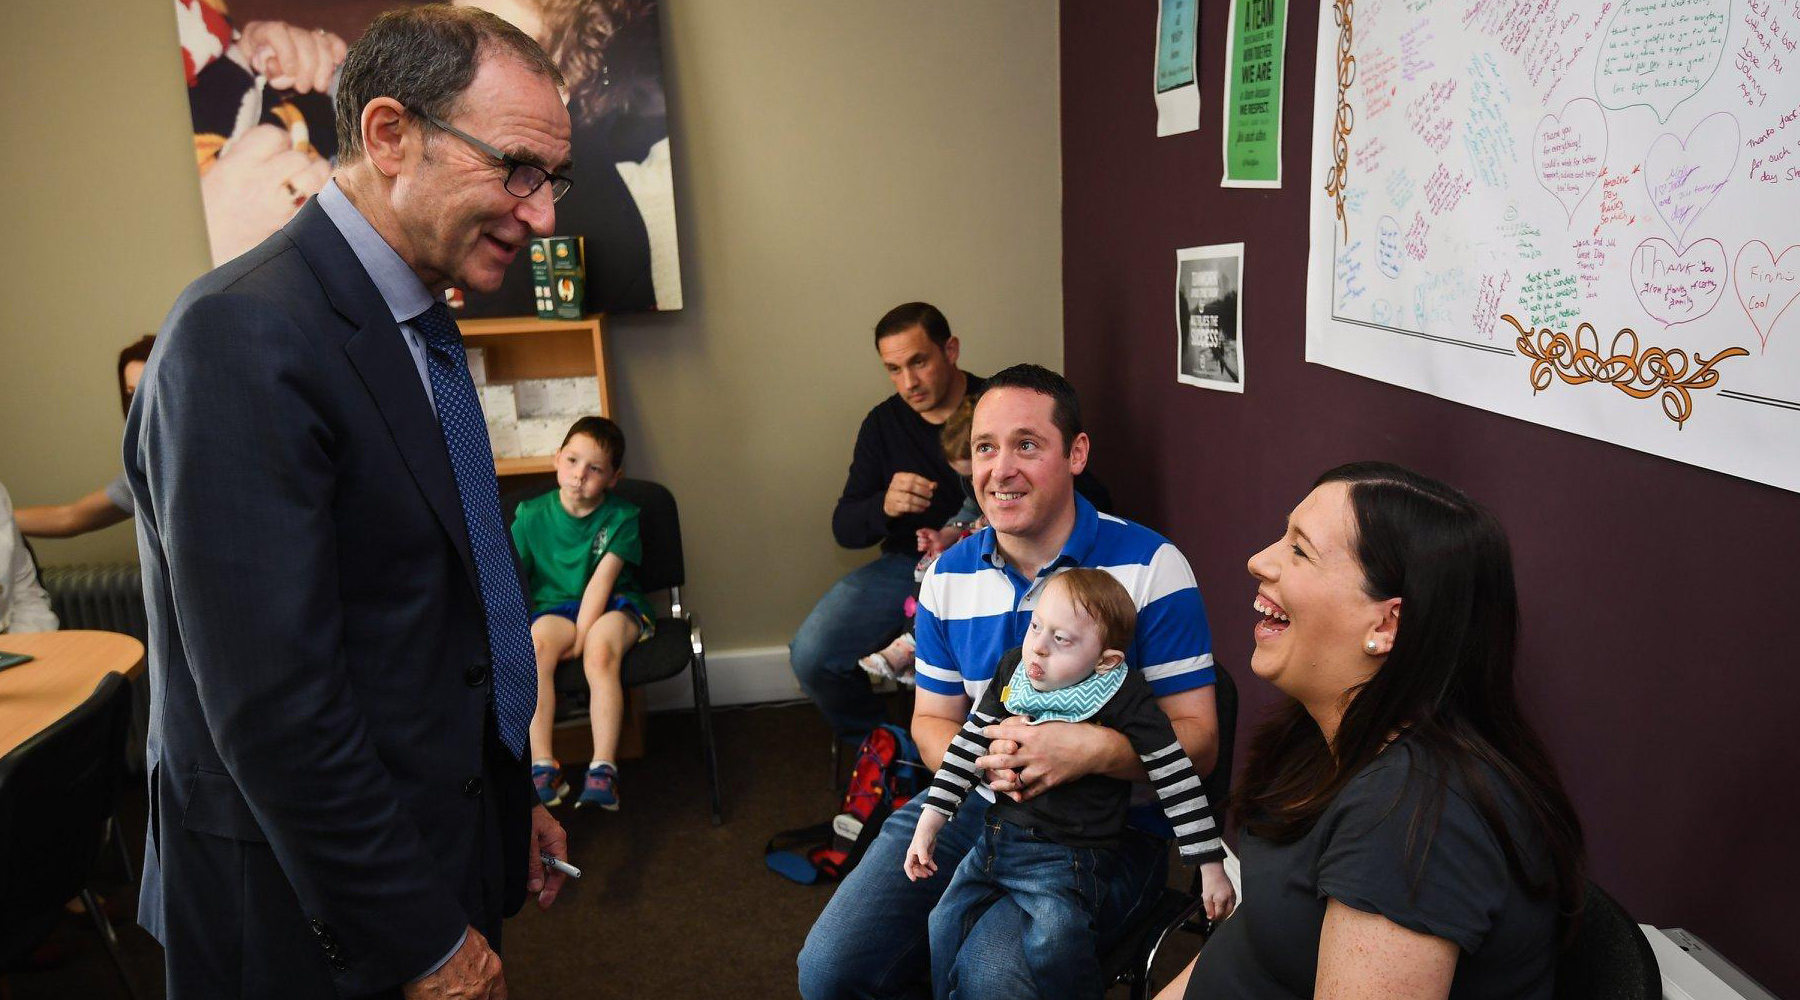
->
<box><xmin>529</xmin><ymin>615</ymin><xmax>578</xmax><ymax>761</ymax></box>
<box><xmin>927</xmin><ymin>841</ymin><xmax>1007</xmax><ymax>1000</ymax></box>
<box><xmin>580</xmin><ymin>609</ymin><xmax>642</xmax><ymax>765</ymax></box>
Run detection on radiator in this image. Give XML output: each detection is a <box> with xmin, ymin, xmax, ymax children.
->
<box><xmin>40</xmin><ymin>563</ymin><xmax>147</xmax><ymax>641</ymax></box>
<box><xmin>39</xmin><ymin>563</ymin><xmax>150</xmax><ymax>772</ymax></box>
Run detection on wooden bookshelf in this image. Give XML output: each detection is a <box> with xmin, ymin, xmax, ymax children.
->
<box><xmin>460</xmin><ymin>314</ymin><xmax>610</xmax><ymax>478</ymax></box>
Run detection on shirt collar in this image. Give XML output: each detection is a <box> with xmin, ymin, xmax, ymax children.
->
<box><xmin>316</xmin><ymin>179</ymin><xmax>436</xmax><ymax>324</ymax></box>
<box><xmin>978</xmin><ymin>492</ymin><xmax>1100</xmax><ymax>575</ymax></box>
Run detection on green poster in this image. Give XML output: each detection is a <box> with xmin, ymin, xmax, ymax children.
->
<box><xmin>1223</xmin><ymin>0</ymin><xmax>1288</xmax><ymax>187</ymax></box>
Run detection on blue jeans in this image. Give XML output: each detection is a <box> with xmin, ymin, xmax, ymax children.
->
<box><xmin>930</xmin><ymin>817</ymin><xmax>1116</xmax><ymax>1000</ymax></box>
<box><xmin>790</xmin><ymin>553</ymin><xmax>916</xmax><ymax>736</ymax></box>
<box><xmin>798</xmin><ymin>796</ymin><xmax>1168</xmax><ymax>1000</ymax></box>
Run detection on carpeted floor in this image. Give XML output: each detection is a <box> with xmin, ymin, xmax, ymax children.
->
<box><xmin>4</xmin><ymin>701</ymin><xmax>1208</xmax><ymax>998</ymax></box>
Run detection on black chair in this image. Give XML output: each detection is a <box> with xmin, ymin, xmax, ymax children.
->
<box><xmin>0</xmin><ymin>672</ymin><xmax>140</xmax><ymax>998</ymax></box>
<box><xmin>1103</xmin><ymin>662</ymin><xmax>1240</xmax><ymax>1000</ymax></box>
<box><xmin>502</xmin><ymin>476</ymin><xmax>723</xmax><ymax>825</ymax></box>
<box><xmin>1553</xmin><ymin>881</ymin><xmax>1661</xmax><ymax>1000</ymax></box>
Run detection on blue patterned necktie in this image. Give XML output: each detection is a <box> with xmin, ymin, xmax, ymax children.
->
<box><xmin>413</xmin><ymin>303</ymin><xmax>536</xmax><ymax>759</ymax></box>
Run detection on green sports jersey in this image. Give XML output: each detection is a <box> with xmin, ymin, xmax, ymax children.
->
<box><xmin>509</xmin><ymin>490</ymin><xmax>652</xmax><ymax>620</ymax></box>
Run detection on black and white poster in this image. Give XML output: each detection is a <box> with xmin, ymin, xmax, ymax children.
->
<box><xmin>1177</xmin><ymin>243</ymin><xmax>1245</xmax><ymax>392</ymax></box>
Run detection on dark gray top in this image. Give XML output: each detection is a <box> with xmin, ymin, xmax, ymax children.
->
<box><xmin>1187</xmin><ymin>741</ymin><xmax>1557</xmax><ymax>1000</ymax></box>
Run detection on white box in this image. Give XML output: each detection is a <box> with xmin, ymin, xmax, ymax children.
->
<box><xmin>478</xmin><ymin>384</ymin><xmax>516</xmax><ymax>424</ymax></box>
<box><xmin>486</xmin><ymin>421</ymin><xmax>521</xmax><ymax>460</ymax></box>
<box><xmin>465</xmin><ymin>347</ymin><xmax>488</xmax><ymax>386</ymax></box>
<box><xmin>514</xmin><ymin>376</ymin><xmax>603</xmax><ymax>418</ymax></box>
<box><xmin>517</xmin><ymin>417</ymin><xmax>568</xmax><ymax>457</ymax></box>
<box><xmin>546</xmin><ymin>376</ymin><xmax>602</xmax><ymax>415</ymax></box>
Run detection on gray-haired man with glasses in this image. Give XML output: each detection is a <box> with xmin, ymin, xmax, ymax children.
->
<box><xmin>129</xmin><ymin>6</ymin><xmax>576</xmax><ymax>998</ymax></box>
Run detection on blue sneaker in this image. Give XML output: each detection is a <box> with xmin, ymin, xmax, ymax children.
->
<box><xmin>576</xmin><ymin>763</ymin><xmax>619</xmax><ymax>811</ymax></box>
<box><xmin>532</xmin><ymin>761</ymin><xmax>569</xmax><ymax>807</ymax></box>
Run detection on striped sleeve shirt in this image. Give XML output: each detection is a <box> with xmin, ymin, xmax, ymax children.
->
<box><xmin>922</xmin><ymin>649</ymin><xmax>1224</xmax><ymax>863</ymax></box>
<box><xmin>912</xmin><ymin>494</ymin><xmax>1215</xmax><ymax>805</ymax></box>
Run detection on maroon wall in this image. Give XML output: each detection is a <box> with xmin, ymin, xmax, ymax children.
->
<box><xmin>1061</xmin><ymin>3</ymin><xmax>1798</xmax><ymax>993</ymax></box>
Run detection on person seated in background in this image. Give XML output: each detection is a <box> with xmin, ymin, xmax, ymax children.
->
<box><xmin>792</xmin><ymin>302</ymin><xmax>1112</xmax><ymax>740</ymax></box>
<box><xmin>799</xmin><ymin>364</ymin><xmax>1215</xmax><ymax>1000</ymax></box>
<box><xmin>511</xmin><ymin>416</ymin><xmax>655</xmax><ymax>811</ymax></box>
<box><xmin>1</xmin><ymin>481</ymin><xmax>58</xmax><ymax>633</ymax></box>
<box><xmin>1158</xmin><ymin>461</ymin><xmax>1586</xmax><ymax>1000</ymax></box>
<box><xmin>907</xmin><ymin>568</ymin><xmax>1232</xmax><ymax>1000</ymax></box>
<box><xmin>15</xmin><ymin>336</ymin><xmax>154</xmax><ymax>539</ymax></box>
<box><xmin>858</xmin><ymin>396</ymin><xmax>984</xmax><ymax>688</ymax></box>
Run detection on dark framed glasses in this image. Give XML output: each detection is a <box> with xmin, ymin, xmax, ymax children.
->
<box><xmin>409</xmin><ymin>107</ymin><xmax>573</xmax><ymax>203</ymax></box>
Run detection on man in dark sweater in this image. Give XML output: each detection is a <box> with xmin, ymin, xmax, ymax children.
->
<box><xmin>792</xmin><ymin>302</ymin><xmax>981</xmax><ymax>736</ymax></box>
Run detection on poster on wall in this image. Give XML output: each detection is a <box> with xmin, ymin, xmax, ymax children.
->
<box><xmin>172</xmin><ymin>0</ymin><xmax>683</xmax><ymax>317</ymax></box>
<box><xmin>1177</xmin><ymin>243</ymin><xmax>1245</xmax><ymax>393</ymax></box>
<box><xmin>1222</xmin><ymin>0</ymin><xmax>1287</xmax><ymax>188</ymax></box>
<box><xmin>1153</xmin><ymin>0</ymin><xmax>1200</xmax><ymax>136</ymax></box>
<box><xmin>1304</xmin><ymin>0</ymin><xmax>1800</xmax><ymax>493</ymax></box>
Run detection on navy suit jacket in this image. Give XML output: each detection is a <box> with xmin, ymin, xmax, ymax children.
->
<box><xmin>127</xmin><ymin>199</ymin><xmax>532</xmax><ymax>997</ymax></box>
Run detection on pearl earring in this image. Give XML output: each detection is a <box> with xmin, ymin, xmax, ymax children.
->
<box><xmin>1365</xmin><ymin>639</ymin><xmax>1378</xmax><ymax>652</ymax></box>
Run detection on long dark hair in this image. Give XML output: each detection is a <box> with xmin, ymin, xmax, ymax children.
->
<box><xmin>1237</xmin><ymin>462</ymin><xmax>1585</xmax><ymax>931</ymax></box>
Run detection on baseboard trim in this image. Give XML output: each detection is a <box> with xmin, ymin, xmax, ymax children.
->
<box><xmin>640</xmin><ymin>644</ymin><xmax>804</xmax><ymax>711</ymax></box>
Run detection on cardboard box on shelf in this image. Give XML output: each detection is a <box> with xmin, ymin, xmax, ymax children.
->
<box><xmin>513</xmin><ymin>376</ymin><xmax>603</xmax><ymax>418</ymax></box>
<box><xmin>465</xmin><ymin>347</ymin><xmax>488</xmax><ymax>385</ymax></box>
<box><xmin>487</xmin><ymin>421</ymin><xmax>522</xmax><ymax>460</ymax></box>
<box><xmin>478</xmin><ymin>384</ymin><xmax>516</xmax><ymax>424</ymax></box>
<box><xmin>517</xmin><ymin>417</ymin><xmax>568</xmax><ymax>457</ymax></box>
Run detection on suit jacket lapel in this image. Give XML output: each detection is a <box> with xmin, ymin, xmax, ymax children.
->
<box><xmin>283</xmin><ymin>200</ymin><xmax>481</xmax><ymax>596</ymax></box>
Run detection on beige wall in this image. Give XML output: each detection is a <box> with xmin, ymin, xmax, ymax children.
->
<box><xmin>0</xmin><ymin>1</ymin><xmax>1064</xmax><ymax>652</ymax></box>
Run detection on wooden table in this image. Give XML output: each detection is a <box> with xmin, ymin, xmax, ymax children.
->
<box><xmin>0</xmin><ymin>630</ymin><xmax>145</xmax><ymax>758</ymax></box>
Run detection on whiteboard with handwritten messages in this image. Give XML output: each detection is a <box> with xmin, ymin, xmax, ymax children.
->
<box><xmin>1305</xmin><ymin>0</ymin><xmax>1800</xmax><ymax>493</ymax></box>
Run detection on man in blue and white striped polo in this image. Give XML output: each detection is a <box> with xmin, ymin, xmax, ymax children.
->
<box><xmin>799</xmin><ymin>363</ymin><xmax>1219</xmax><ymax>1000</ymax></box>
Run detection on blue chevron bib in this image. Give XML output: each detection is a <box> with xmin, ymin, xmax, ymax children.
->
<box><xmin>1001</xmin><ymin>663</ymin><xmax>1126</xmax><ymax>724</ymax></box>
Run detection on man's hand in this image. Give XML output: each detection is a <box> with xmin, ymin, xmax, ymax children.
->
<box><xmin>882</xmin><ymin>472</ymin><xmax>936</xmax><ymax>518</ymax></box>
<box><xmin>201</xmin><ymin>124</ymin><xmax>329</xmax><ymax>265</ymax></box>
<box><xmin>238</xmin><ymin>21</ymin><xmax>348</xmax><ymax>93</ymax></box>
<box><xmin>402</xmin><ymin>926</ymin><xmax>505</xmax><ymax>999</ymax></box>
<box><xmin>976</xmin><ymin>718</ymin><xmax>1112</xmax><ymax>802</ymax></box>
<box><xmin>526</xmin><ymin>804</ymin><xmax>569</xmax><ymax>911</ymax></box>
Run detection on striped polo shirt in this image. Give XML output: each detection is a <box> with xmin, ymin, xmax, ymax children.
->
<box><xmin>914</xmin><ymin>493</ymin><xmax>1215</xmax><ymax>707</ymax></box>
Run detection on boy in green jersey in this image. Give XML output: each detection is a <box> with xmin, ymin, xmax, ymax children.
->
<box><xmin>510</xmin><ymin>417</ymin><xmax>653</xmax><ymax>810</ymax></box>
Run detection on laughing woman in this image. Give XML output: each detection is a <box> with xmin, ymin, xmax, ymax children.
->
<box><xmin>1160</xmin><ymin>462</ymin><xmax>1585</xmax><ymax>1000</ymax></box>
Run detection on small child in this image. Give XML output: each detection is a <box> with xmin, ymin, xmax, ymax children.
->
<box><xmin>905</xmin><ymin>569</ymin><xmax>1235</xmax><ymax>999</ymax></box>
<box><xmin>509</xmin><ymin>417</ymin><xmax>655</xmax><ymax>811</ymax></box>
<box><xmin>859</xmin><ymin>398</ymin><xmax>984</xmax><ymax>687</ymax></box>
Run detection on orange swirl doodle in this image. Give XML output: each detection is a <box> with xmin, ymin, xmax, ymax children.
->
<box><xmin>1502</xmin><ymin>314</ymin><xmax>1750</xmax><ymax>428</ymax></box>
<box><xmin>1322</xmin><ymin>0</ymin><xmax>1356</xmax><ymax>241</ymax></box>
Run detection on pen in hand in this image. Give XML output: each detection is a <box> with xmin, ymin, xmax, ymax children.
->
<box><xmin>540</xmin><ymin>853</ymin><xmax>581</xmax><ymax>879</ymax></box>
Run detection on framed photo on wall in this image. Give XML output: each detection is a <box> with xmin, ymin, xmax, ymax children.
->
<box><xmin>171</xmin><ymin>0</ymin><xmax>684</xmax><ymax>316</ymax></box>
<box><xmin>1176</xmin><ymin>243</ymin><xmax>1245</xmax><ymax>392</ymax></box>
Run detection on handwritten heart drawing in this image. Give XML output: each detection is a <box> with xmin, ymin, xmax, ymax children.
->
<box><xmin>1734</xmin><ymin>241</ymin><xmax>1800</xmax><ymax>352</ymax></box>
<box><xmin>1533</xmin><ymin>98</ymin><xmax>1608</xmax><ymax>224</ymax></box>
<box><xmin>1631</xmin><ymin>238</ymin><xmax>1726</xmax><ymax>327</ymax></box>
<box><xmin>1644</xmin><ymin>112</ymin><xmax>1739</xmax><ymax>249</ymax></box>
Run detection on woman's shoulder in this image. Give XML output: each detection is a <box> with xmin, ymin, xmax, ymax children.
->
<box><xmin>1332</xmin><ymin>736</ymin><xmax>1536</xmax><ymax>864</ymax></box>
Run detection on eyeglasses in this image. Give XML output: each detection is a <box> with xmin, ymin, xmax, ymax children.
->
<box><xmin>409</xmin><ymin>107</ymin><xmax>574</xmax><ymax>203</ymax></box>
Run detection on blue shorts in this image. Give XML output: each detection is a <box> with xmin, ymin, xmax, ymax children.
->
<box><xmin>529</xmin><ymin>596</ymin><xmax>655</xmax><ymax>641</ymax></box>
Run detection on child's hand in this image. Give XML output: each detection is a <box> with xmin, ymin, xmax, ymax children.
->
<box><xmin>1199</xmin><ymin>860</ymin><xmax>1237</xmax><ymax>922</ymax></box>
<box><xmin>905</xmin><ymin>809</ymin><xmax>948</xmax><ymax>881</ymax></box>
<box><xmin>916</xmin><ymin>527</ymin><xmax>945</xmax><ymax>558</ymax></box>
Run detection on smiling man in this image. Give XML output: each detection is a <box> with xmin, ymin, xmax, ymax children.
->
<box><xmin>799</xmin><ymin>364</ymin><xmax>1219</xmax><ymax>1000</ymax></box>
<box><xmin>127</xmin><ymin>7</ymin><xmax>574</xmax><ymax>997</ymax></box>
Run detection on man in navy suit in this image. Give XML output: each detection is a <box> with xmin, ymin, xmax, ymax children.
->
<box><xmin>126</xmin><ymin>7</ymin><xmax>577</xmax><ymax>996</ymax></box>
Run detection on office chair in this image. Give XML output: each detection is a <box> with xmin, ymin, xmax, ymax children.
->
<box><xmin>0</xmin><ymin>672</ymin><xmax>140</xmax><ymax>998</ymax></box>
<box><xmin>1553</xmin><ymin>880</ymin><xmax>1661</xmax><ymax>1000</ymax></box>
<box><xmin>1103</xmin><ymin>662</ymin><xmax>1239</xmax><ymax>999</ymax></box>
